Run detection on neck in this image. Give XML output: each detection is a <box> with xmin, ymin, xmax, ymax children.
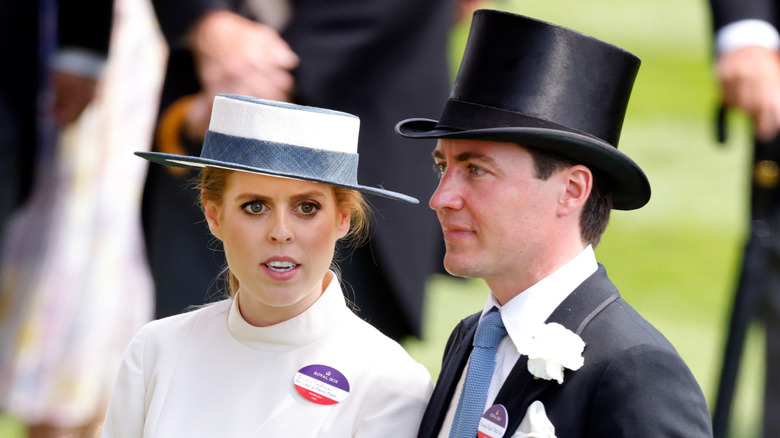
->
<box><xmin>488</xmin><ymin>240</ymin><xmax>587</xmax><ymax>306</ymax></box>
<box><xmin>236</xmin><ymin>272</ymin><xmax>332</xmax><ymax>327</ymax></box>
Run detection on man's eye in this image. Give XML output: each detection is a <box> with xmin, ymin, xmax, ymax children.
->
<box><xmin>469</xmin><ymin>165</ymin><xmax>484</xmax><ymax>175</ymax></box>
<box><xmin>433</xmin><ymin>163</ymin><xmax>446</xmax><ymax>177</ymax></box>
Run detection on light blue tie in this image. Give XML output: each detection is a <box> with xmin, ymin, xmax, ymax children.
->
<box><xmin>449</xmin><ymin>308</ymin><xmax>507</xmax><ymax>438</ymax></box>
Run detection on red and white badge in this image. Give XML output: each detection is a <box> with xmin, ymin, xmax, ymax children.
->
<box><xmin>293</xmin><ymin>364</ymin><xmax>350</xmax><ymax>405</ymax></box>
<box><xmin>478</xmin><ymin>404</ymin><xmax>508</xmax><ymax>438</ymax></box>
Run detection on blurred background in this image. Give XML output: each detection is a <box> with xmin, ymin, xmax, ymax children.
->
<box><xmin>0</xmin><ymin>0</ymin><xmax>762</xmax><ymax>436</ymax></box>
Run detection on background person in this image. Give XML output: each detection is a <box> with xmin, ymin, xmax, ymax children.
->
<box><xmin>708</xmin><ymin>1</ymin><xmax>780</xmax><ymax>437</ymax></box>
<box><xmin>0</xmin><ymin>0</ymin><xmax>112</xmax><ymax>262</ymax></box>
<box><xmin>0</xmin><ymin>1</ymin><xmax>160</xmax><ymax>437</ymax></box>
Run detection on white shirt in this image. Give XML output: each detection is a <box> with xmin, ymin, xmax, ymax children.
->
<box><xmin>438</xmin><ymin>246</ymin><xmax>598</xmax><ymax>437</ymax></box>
<box><xmin>102</xmin><ymin>272</ymin><xmax>433</xmax><ymax>437</ymax></box>
<box><xmin>716</xmin><ymin>19</ymin><xmax>780</xmax><ymax>55</ymax></box>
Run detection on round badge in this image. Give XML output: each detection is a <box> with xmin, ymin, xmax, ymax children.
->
<box><xmin>293</xmin><ymin>364</ymin><xmax>350</xmax><ymax>405</ymax></box>
<box><xmin>478</xmin><ymin>404</ymin><xmax>508</xmax><ymax>438</ymax></box>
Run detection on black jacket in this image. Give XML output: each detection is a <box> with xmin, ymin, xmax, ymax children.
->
<box><xmin>419</xmin><ymin>265</ymin><xmax>713</xmax><ymax>437</ymax></box>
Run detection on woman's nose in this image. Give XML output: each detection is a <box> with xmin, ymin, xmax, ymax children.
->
<box><xmin>268</xmin><ymin>212</ymin><xmax>294</xmax><ymax>243</ymax></box>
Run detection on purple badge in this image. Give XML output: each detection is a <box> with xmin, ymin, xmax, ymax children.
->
<box><xmin>478</xmin><ymin>404</ymin><xmax>508</xmax><ymax>438</ymax></box>
<box><xmin>293</xmin><ymin>364</ymin><xmax>350</xmax><ymax>405</ymax></box>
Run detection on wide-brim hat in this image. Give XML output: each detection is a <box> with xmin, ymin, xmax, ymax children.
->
<box><xmin>137</xmin><ymin>94</ymin><xmax>417</xmax><ymax>203</ymax></box>
<box><xmin>395</xmin><ymin>10</ymin><xmax>650</xmax><ymax>210</ymax></box>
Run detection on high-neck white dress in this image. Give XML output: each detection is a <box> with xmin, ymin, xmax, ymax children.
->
<box><xmin>101</xmin><ymin>274</ymin><xmax>433</xmax><ymax>437</ymax></box>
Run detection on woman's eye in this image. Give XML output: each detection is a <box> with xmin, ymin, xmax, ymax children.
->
<box><xmin>297</xmin><ymin>202</ymin><xmax>320</xmax><ymax>215</ymax></box>
<box><xmin>243</xmin><ymin>202</ymin><xmax>267</xmax><ymax>215</ymax></box>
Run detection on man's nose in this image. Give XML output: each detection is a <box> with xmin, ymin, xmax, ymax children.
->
<box><xmin>429</xmin><ymin>172</ymin><xmax>464</xmax><ymax>211</ymax></box>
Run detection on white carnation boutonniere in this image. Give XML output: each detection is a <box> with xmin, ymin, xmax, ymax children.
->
<box><xmin>515</xmin><ymin>322</ymin><xmax>585</xmax><ymax>384</ymax></box>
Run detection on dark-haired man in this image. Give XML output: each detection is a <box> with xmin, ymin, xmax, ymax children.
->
<box><xmin>397</xmin><ymin>9</ymin><xmax>713</xmax><ymax>438</ymax></box>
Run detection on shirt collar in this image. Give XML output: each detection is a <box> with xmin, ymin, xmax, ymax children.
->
<box><xmin>481</xmin><ymin>245</ymin><xmax>597</xmax><ymax>348</ymax></box>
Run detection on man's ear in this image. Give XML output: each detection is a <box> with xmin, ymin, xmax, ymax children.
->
<box><xmin>557</xmin><ymin>165</ymin><xmax>592</xmax><ymax>217</ymax></box>
<box><xmin>203</xmin><ymin>198</ymin><xmax>223</xmax><ymax>240</ymax></box>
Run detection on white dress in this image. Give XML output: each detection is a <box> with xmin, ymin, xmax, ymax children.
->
<box><xmin>101</xmin><ymin>274</ymin><xmax>433</xmax><ymax>437</ymax></box>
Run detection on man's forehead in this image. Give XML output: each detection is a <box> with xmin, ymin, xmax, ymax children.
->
<box><xmin>432</xmin><ymin>139</ymin><xmax>527</xmax><ymax>160</ymax></box>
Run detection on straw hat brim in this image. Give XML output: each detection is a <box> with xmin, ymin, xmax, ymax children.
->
<box><xmin>136</xmin><ymin>151</ymin><xmax>419</xmax><ymax>204</ymax></box>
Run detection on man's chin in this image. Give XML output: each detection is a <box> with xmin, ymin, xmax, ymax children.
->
<box><xmin>442</xmin><ymin>256</ymin><xmax>478</xmax><ymax>279</ymax></box>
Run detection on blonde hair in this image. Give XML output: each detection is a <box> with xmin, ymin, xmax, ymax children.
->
<box><xmin>197</xmin><ymin>167</ymin><xmax>371</xmax><ymax>296</ymax></box>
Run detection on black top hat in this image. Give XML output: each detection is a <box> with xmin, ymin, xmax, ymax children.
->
<box><xmin>396</xmin><ymin>9</ymin><xmax>650</xmax><ymax>210</ymax></box>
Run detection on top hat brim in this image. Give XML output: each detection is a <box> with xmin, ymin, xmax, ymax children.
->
<box><xmin>136</xmin><ymin>151</ymin><xmax>419</xmax><ymax>204</ymax></box>
<box><xmin>396</xmin><ymin>118</ymin><xmax>650</xmax><ymax>210</ymax></box>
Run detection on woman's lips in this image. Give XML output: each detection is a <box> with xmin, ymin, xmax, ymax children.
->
<box><xmin>261</xmin><ymin>257</ymin><xmax>300</xmax><ymax>280</ymax></box>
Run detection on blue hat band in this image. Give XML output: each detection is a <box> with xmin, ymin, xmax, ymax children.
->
<box><xmin>202</xmin><ymin>131</ymin><xmax>359</xmax><ymax>186</ymax></box>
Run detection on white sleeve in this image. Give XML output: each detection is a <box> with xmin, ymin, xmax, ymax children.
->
<box><xmin>101</xmin><ymin>326</ymin><xmax>149</xmax><ymax>438</ymax></box>
<box><xmin>52</xmin><ymin>48</ymin><xmax>107</xmax><ymax>78</ymax></box>
<box><xmin>716</xmin><ymin>19</ymin><xmax>780</xmax><ymax>55</ymax></box>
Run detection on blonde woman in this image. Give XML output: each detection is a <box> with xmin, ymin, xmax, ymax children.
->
<box><xmin>101</xmin><ymin>95</ymin><xmax>431</xmax><ymax>437</ymax></box>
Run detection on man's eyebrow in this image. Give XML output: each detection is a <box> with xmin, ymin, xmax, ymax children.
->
<box><xmin>431</xmin><ymin>149</ymin><xmax>496</xmax><ymax>164</ymax></box>
<box><xmin>456</xmin><ymin>151</ymin><xmax>496</xmax><ymax>164</ymax></box>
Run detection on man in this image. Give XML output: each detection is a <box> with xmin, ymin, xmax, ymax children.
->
<box><xmin>708</xmin><ymin>1</ymin><xmax>780</xmax><ymax>436</ymax></box>
<box><xmin>142</xmin><ymin>0</ymin><xmax>462</xmax><ymax>340</ymax></box>
<box><xmin>396</xmin><ymin>10</ymin><xmax>713</xmax><ymax>437</ymax></box>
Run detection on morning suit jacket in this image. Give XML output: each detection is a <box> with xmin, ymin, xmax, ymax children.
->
<box><xmin>710</xmin><ymin>0</ymin><xmax>778</xmax><ymax>32</ymax></box>
<box><xmin>419</xmin><ymin>265</ymin><xmax>713</xmax><ymax>437</ymax></box>
<box><xmin>145</xmin><ymin>0</ymin><xmax>452</xmax><ymax>338</ymax></box>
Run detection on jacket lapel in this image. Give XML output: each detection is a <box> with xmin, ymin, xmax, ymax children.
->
<box><xmin>494</xmin><ymin>265</ymin><xmax>620</xmax><ymax>436</ymax></box>
<box><xmin>418</xmin><ymin>312</ymin><xmax>480</xmax><ymax>438</ymax></box>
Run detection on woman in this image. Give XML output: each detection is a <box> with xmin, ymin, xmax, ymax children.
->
<box><xmin>100</xmin><ymin>95</ymin><xmax>432</xmax><ymax>437</ymax></box>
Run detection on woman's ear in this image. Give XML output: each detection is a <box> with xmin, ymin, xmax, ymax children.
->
<box><xmin>336</xmin><ymin>210</ymin><xmax>351</xmax><ymax>239</ymax></box>
<box><xmin>557</xmin><ymin>164</ymin><xmax>592</xmax><ymax>217</ymax></box>
<box><xmin>203</xmin><ymin>198</ymin><xmax>223</xmax><ymax>240</ymax></box>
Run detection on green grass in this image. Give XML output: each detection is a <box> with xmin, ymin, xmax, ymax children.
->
<box><xmin>0</xmin><ymin>1</ymin><xmax>765</xmax><ymax>436</ymax></box>
<box><xmin>0</xmin><ymin>415</ymin><xmax>24</xmax><ymax>437</ymax></box>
